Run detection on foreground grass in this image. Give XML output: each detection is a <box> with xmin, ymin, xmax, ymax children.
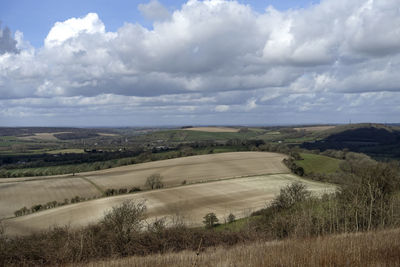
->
<box><xmin>79</xmin><ymin>228</ymin><xmax>400</xmax><ymax>267</ymax></box>
<box><xmin>295</xmin><ymin>153</ymin><xmax>342</xmax><ymax>175</ymax></box>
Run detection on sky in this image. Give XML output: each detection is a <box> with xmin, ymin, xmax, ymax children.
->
<box><xmin>0</xmin><ymin>0</ymin><xmax>399</xmax><ymax>127</ymax></box>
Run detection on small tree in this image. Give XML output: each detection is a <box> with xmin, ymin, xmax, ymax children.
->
<box><xmin>271</xmin><ymin>182</ymin><xmax>310</xmax><ymax>211</ymax></box>
<box><xmin>203</xmin><ymin>212</ymin><xmax>219</xmax><ymax>228</ymax></box>
<box><xmin>145</xmin><ymin>174</ymin><xmax>164</xmax><ymax>190</ymax></box>
<box><xmin>227</xmin><ymin>213</ymin><xmax>236</xmax><ymax>223</ymax></box>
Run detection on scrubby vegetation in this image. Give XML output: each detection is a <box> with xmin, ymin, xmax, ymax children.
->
<box><xmin>14</xmin><ymin>196</ymin><xmax>93</xmax><ymax>217</ymax></box>
<box><xmin>80</xmin><ymin>229</ymin><xmax>400</xmax><ymax>267</ymax></box>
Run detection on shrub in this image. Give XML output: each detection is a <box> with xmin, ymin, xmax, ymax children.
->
<box><xmin>118</xmin><ymin>188</ymin><xmax>128</xmax><ymax>194</ymax></box>
<box><xmin>145</xmin><ymin>174</ymin><xmax>164</xmax><ymax>190</ymax></box>
<box><xmin>271</xmin><ymin>182</ymin><xmax>310</xmax><ymax>211</ymax></box>
<box><xmin>129</xmin><ymin>187</ymin><xmax>142</xmax><ymax>193</ymax></box>
<box><xmin>102</xmin><ymin>200</ymin><xmax>147</xmax><ymax>254</ymax></box>
<box><xmin>104</xmin><ymin>188</ymin><xmax>116</xmax><ymax>196</ymax></box>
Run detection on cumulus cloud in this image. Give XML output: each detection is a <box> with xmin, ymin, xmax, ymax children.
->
<box><xmin>138</xmin><ymin>0</ymin><xmax>171</xmax><ymax>21</ymax></box>
<box><xmin>44</xmin><ymin>13</ymin><xmax>108</xmax><ymax>48</ymax></box>
<box><xmin>1</xmin><ymin>0</ymin><xmax>400</xmax><ymax>126</ymax></box>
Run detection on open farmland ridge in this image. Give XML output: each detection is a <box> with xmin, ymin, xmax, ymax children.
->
<box><xmin>3</xmin><ymin>174</ymin><xmax>335</xmax><ymax>236</ymax></box>
<box><xmin>0</xmin><ymin>152</ymin><xmax>287</xmax><ymax>219</ymax></box>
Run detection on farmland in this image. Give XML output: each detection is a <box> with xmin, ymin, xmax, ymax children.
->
<box><xmin>0</xmin><ymin>125</ymin><xmax>399</xmax><ymax>266</ymax></box>
<box><xmin>3</xmin><ymin>173</ymin><xmax>335</xmax><ymax>236</ymax></box>
<box><xmin>82</xmin><ymin>151</ymin><xmax>288</xmax><ymax>189</ymax></box>
<box><xmin>181</xmin><ymin>127</ymin><xmax>240</xmax><ymax>132</ymax></box>
<box><xmin>0</xmin><ymin>152</ymin><xmax>288</xmax><ymax>219</ymax></box>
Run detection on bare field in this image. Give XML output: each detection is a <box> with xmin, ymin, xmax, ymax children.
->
<box><xmin>0</xmin><ymin>152</ymin><xmax>286</xmax><ymax>219</ymax></box>
<box><xmin>0</xmin><ymin>177</ymin><xmax>101</xmax><ymax>219</ymax></box>
<box><xmin>84</xmin><ymin>152</ymin><xmax>288</xmax><ymax>189</ymax></box>
<box><xmin>181</xmin><ymin>127</ymin><xmax>240</xmax><ymax>132</ymax></box>
<box><xmin>98</xmin><ymin>133</ymin><xmax>119</xmax><ymax>137</ymax></box>
<box><xmin>3</xmin><ymin>174</ymin><xmax>335</xmax><ymax>236</ymax></box>
<box><xmin>18</xmin><ymin>132</ymin><xmax>72</xmax><ymax>141</ymax></box>
<box><xmin>294</xmin><ymin>126</ymin><xmax>336</xmax><ymax>132</ymax></box>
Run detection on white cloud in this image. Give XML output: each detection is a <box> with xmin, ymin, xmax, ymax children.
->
<box><xmin>215</xmin><ymin>105</ymin><xmax>229</xmax><ymax>112</ymax></box>
<box><xmin>44</xmin><ymin>13</ymin><xmax>107</xmax><ymax>48</ymax></box>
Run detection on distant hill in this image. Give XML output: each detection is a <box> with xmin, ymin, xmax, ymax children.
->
<box><xmin>302</xmin><ymin>124</ymin><xmax>400</xmax><ymax>159</ymax></box>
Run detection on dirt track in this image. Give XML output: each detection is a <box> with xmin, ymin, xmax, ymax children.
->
<box><xmin>0</xmin><ymin>152</ymin><xmax>287</xmax><ymax>219</ymax></box>
<box><xmin>2</xmin><ymin>174</ymin><xmax>336</xmax><ymax>236</ymax></box>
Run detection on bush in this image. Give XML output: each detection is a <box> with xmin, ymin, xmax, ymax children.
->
<box><xmin>271</xmin><ymin>182</ymin><xmax>310</xmax><ymax>211</ymax></box>
<box><xmin>129</xmin><ymin>187</ymin><xmax>142</xmax><ymax>193</ymax></box>
<box><xmin>145</xmin><ymin>174</ymin><xmax>164</xmax><ymax>190</ymax></box>
<box><xmin>118</xmin><ymin>188</ymin><xmax>128</xmax><ymax>194</ymax></box>
<box><xmin>102</xmin><ymin>200</ymin><xmax>147</xmax><ymax>254</ymax></box>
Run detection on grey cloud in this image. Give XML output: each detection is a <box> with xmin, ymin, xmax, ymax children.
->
<box><xmin>138</xmin><ymin>0</ymin><xmax>171</xmax><ymax>21</ymax></box>
<box><xmin>0</xmin><ymin>23</ymin><xmax>19</xmax><ymax>54</ymax></box>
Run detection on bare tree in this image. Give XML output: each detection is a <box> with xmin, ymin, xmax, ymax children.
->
<box><xmin>102</xmin><ymin>200</ymin><xmax>147</xmax><ymax>253</ymax></box>
<box><xmin>145</xmin><ymin>174</ymin><xmax>164</xmax><ymax>190</ymax></box>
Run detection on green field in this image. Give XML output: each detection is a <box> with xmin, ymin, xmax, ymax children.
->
<box><xmin>45</xmin><ymin>148</ymin><xmax>85</xmax><ymax>154</ymax></box>
<box><xmin>135</xmin><ymin>129</ymin><xmax>264</xmax><ymax>142</ymax></box>
<box><xmin>295</xmin><ymin>153</ymin><xmax>342</xmax><ymax>174</ymax></box>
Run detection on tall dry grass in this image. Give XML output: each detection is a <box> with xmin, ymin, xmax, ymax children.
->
<box><xmin>79</xmin><ymin>228</ymin><xmax>400</xmax><ymax>267</ymax></box>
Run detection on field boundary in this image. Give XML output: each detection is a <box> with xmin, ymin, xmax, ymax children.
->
<box><xmin>79</xmin><ymin>175</ymin><xmax>104</xmax><ymax>195</ymax></box>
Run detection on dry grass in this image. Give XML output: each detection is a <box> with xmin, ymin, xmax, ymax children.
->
<box><xmin>2</xmin><ymin>174</ymin><xmax>335</xmax><ymax>236</ymax></box>
<box><xmin>79</xmin><ymin>228</ymin><xmax>400</xmax><ymax>267</ymax></box>
<box><xmin>182</xmin><ymin>127</ymin><xmax>240</xmax><ymax>133</ymax></box>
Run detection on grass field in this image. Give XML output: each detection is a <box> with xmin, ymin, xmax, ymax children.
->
<box><xmin>78</xmin><ymin>228</ymin><xmax>400</xmax><ymax>267</ymax></box>
<box><xmin>294</xmin><ymin>126</ymin><xmax>336</xmax><ymax>132</ymax></box>
<box><xmin>0</xmin><ymin>152</ymin><xmax>287</xmax><ymax>219</ymax></box>
<box><xmin>136</xmin><ymin>129</ymin><xmax>263</xmax><ymax>142</ymax></box>
<box><xmin>45</xmin><ymin>148</ymin><xmax>85</xmax><ymax>154</ymax></box>
<box><xmin>2</xmin><ymin>173</ymin><xmax>335</xmax><ymax>236</ymax></box>
<box><xmin>295</xmin><ymin>153</ymin><xmax>342</xmax><ymax>174</ymax></box>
